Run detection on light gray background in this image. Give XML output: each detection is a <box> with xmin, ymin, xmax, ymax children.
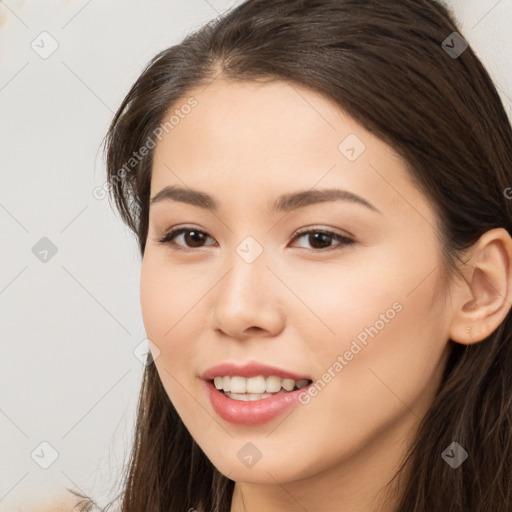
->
<box><xmin>1</xmin><ymin>0</ymin><xmax>511</xmax><ymax>509</ymax></box>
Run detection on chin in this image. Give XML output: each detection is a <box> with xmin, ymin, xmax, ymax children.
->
<box><xmin>204</xmin><ymin>445</ymin><xmax>318</xmax><ymax>485</ymax></box>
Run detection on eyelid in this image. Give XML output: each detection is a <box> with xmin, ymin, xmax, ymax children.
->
<box><xmin>291</xmin><ymin>225</ymin><xmax>355</xmax><ymax>241</ymax></box>
<box><xmin>154</xmin><ymin>225</ymin><xmax>216</xmax><ymax>251</ymax></box>
<box><xmin>289</xmin><ymin>227</ymin><xmax>355</xmax><ymax>251</ymax></box>
<box><xmin>155</xmin><ymin>224</ymin><xmax>356</xmax><ymax>251</ymax></box>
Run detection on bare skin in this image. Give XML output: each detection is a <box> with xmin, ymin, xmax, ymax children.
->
<box><xmin>23</xmin><ymin>496</ymin><xmax>81</xmax><ymax>512</ymax></box>
<box><xmin>140</xmin><ymin>79</ymin><xmax>512</xmax><ymax>512</ymax></box>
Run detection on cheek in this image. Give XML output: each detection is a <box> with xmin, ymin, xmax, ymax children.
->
<box><xmin>140</xmin><ymin>254</ymin><xmax>200</xmax><ymax>339</ymax></box>
<box><xmin>338</xmin><ymin>289</ymin><xmax>446</xmax><ymax>431</ymax></box>
<box><xmin>139</xmin><ymin>259</ymin><xmax>189</xmax><ymax>391</ymax></box>
<box><xmin>139</xmin><ymin>253</ymin><xmax>213</xmax><ymax>371</ymax></box>
<box><xmin>280</xmin><ymin>250</ymin><xmax>403</xmax><ymax>345</ymax></box>
<box><xmin>140</xmin><ymin>260</ymin><xmax>169</xmax><ymax>340</ymax></box>
<box><xmin>288</xmin><ymin>248</ymin><xmax>448</xmax><ymax>415</ymax></box>
<box><xmin>139</xmin><ymin>257</ymin><xmax>203</xmax><ymax>411</ymax></box>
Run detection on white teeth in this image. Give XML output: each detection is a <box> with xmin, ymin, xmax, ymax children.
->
<box><xmin>247</xmin><ymin>376</ymin><xmax>266</xmax><ymax>394</ymax></box>
<box><xmin>230</xmin><ymin>376</ymin><xmax>247</xmax><ymax>393</ymax></box>
<box><xmin>265</xmin><ymin>376</ymin><xmax>282</xmax><ymax>393</ymax></box>
<box><xmin>212</xmin><ymin>375</ymin><xmax>311</xmax><ymax>394</ymax></box>
<box><xmin>214</xmin><ymin>377</ymin><xmax>223</xmax><ymax>389</ymax></box>
<box><xmin>282</xmin><ymin>378</ymin><xmax>295</xmax><ymax>391</ymax></box>
<box><xmin>225</xmin><ymin>392</ymin><xmax>276</xmax><ymax>401</ymax></box>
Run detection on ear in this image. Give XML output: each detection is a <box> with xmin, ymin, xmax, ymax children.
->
<box><xmin>448</xmin><ymin>228</ymin><xmax>512</xmax><ymax>345</ymax></box>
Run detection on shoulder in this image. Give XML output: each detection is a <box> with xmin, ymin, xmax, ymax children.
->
<box><xmin>23</xmin><ymin>492</ymin><xmax>91</xmax><ymax>512</ymax></box>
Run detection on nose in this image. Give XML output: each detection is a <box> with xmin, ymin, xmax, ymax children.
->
<box><xmin>210</xmin><ymin>247</ymin><xmax>286</xmax><ymax>340</ymax></box>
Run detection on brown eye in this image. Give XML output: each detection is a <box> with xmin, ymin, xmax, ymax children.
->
<box><xmin>181</xmin><ymin>230</ymin><xmax>208</xmax><ymax>247</ymax></box>
<box><xmin>157</xmin><ymin>228</ymin><xmax>216</xmax><ymax>250</ymax></box>
<box><xmin>291</xmin><ymin>229</ymin><xmax>355</xmax><ymax>251</ymax></box>
<box><xmin>306</xmin><ymin>232</ymin><xmax>334</xmax><ymax>249</ymax></box>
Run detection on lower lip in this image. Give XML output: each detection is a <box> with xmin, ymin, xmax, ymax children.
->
<box><xmin>204</xmin><ymin>380</ymin><xmax>309</xmax><ymax>426</ymax></box>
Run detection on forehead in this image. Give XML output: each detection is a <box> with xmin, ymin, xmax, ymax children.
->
<box><xmin>153</xmin><ymin>79</ymin><xmax>368</xmax><ymax>170</ymax></box>
<box><xmin>150</xmin><ymin>79</ymin><xmax>431</xmax><ymax>222</ymax></box>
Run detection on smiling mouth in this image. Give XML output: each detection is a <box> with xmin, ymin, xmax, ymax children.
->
<box><xmin>210</xmin><ymin>375</ymin><xmax>313</xmax><ymax>401</ymax></box>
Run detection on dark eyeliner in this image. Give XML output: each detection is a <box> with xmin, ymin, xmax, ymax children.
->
<box><xmin>291</xmin><ymin>228</ymin><xmax>355</xmax><ymax>250</ymax></box>
<box><xmin>155</xmin><ymin>227</ymin><xmax>355</xmax><ymax>251</ymax></box>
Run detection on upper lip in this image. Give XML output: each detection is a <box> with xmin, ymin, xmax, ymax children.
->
<box><xmin>201</xmin><ymin>362</ymin><xmax>312</xmax><ymax>381</ymax></box>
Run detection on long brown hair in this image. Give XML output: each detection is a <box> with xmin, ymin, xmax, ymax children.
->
<box><xmin>71</xmin><ymin>1</ymin><xmax>512</xmax><ymax>510</ymax></box>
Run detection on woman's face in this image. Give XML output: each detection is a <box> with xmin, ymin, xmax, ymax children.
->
<box><xmin>140</xmin><ymin>79</ymin><xmax>453</xmax><ymax>487</ymax></box>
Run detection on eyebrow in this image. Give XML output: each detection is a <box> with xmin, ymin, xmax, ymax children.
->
<box><xmin>150</xmin><ymin>185</ymin><xmax>381</xmax><ymax>214</ymax></box>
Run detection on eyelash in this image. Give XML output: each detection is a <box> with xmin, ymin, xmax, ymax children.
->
<box><xmin>155</xmin><ymin>226</ymin><xmax>355</xmax><ymax>252</ymax></box>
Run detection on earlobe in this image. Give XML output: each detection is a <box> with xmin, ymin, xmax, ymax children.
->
<box><xmin>448</xmin><ymin>228</ymin><xmax>512</xmax><ymax>345</ymax></box>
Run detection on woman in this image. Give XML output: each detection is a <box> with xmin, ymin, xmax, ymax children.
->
<box><xmin>72</xmin><ymin>0</ymin><xmax>512</xmax><ymax>510</ymax></box>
